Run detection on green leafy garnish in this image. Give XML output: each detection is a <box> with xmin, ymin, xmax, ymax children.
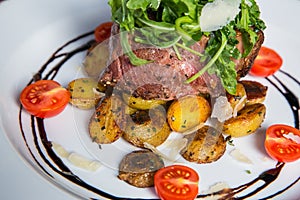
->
<box><xmin>108</xmin><ymin>0</ymin><xmax>266</xmax><ymax>94</ymax></box>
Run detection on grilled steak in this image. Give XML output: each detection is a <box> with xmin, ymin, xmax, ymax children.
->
<box><xmin>99</xmin><ymin>23</ymin><xmax>264</xmax><ymax>100</ymax></box>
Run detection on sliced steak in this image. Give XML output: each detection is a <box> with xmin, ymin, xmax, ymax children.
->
<box><xmin>99</xmin><ymin>23</ymin><xmax>264</xmax><ymax>100</ymax></box>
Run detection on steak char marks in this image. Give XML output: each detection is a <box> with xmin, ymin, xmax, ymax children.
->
<box><xmin>99</xmin><ymin>23</ymin><xmax>264</xmax><ymax>100</ymax></box>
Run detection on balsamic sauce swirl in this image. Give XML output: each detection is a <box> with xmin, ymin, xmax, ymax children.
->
<box><xmin>18</xmin><ymin>32</ymin><xmax>299</xmax><ymax>200</ymax></box>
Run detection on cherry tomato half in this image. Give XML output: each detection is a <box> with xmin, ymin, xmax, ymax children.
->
<box><xmin>20</xmin><ymin>80</ymin><xmax>70</xmax><ymax>118</ymax></box>
<box><xmin>94</xmin><ymin>21</ymin><xmax>113</xmax><ymax>43</ymax></box>
<box><xmin>154</xmin><ymin>165</ymin><xmax>199</xmax><ymax>200</ymax></box>
<box><xmin>265</xmin><ymin>124</ymin><xmax>300</xmax><ymax>162</ymax></box>
<box><xmin>250</xmin><ymin>46</ymin><xmax>283</xmax><ymax>77</ymax></box>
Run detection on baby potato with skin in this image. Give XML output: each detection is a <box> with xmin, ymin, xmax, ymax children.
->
<box><xmin>223</xmin><ymin>103</ymin><xmax>266</xmax><ymax>137</ymax></box>
<box><xmin>181</xmin><ymin>125</ymin><xmax>226</xmax><ymax>163</ymax></box>
<box><xmin>89</xmin><ymin>96</ymin><xmax>125</xmax><ymax>144</ymax></box>
<box><xmin>67</xmin><ymin>78</ymin><xmax>104</xmax><ymax>109</ymax></box>
<box><xmin>123</xmin><ymin>107</ymin><xmax>171</xmax><ymax>148</ymax></box>
<box><xmin>167</xmin><ymin>95</ymin><xmax>211</xmax><ymax>133</ymax></box>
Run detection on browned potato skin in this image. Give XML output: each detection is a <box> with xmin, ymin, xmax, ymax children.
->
<box><xmin>67</xmin><ymin>78</ymin><xmax>104</xmax><ymax>109</ymax></box>
<box><xmin>89</xmin><ymin>96</ymin><xmax>125</xmax><ymax>144</ymax></box>
<box><xmin>181</xmin><ymin>125</ymin><xmax>226</xmax><ymax>164</ymax></box>
<box><xmin>123</xmin><ymin>108</ymin><xmax>171</xmax><ymax>148</ymax></box>
<box><xmin>223</xmin><ymin>103</ymin><xmax>266</xmax><ymax>137</ymax></box>
<box><xmin>118</xmin><ymin>150</ymin><xmax>164</xmax><ymax>188</ymax></box>
<box><xmin>226</xmin><ymin>83</ymin><xmax>247</xmax><ymax>112</ymax></box>
<box><xmin>167</xmin><ymin>95</ymin><xmax>211</xmax><ymax>133</ymax></box>
<box><xmin>239</xmin><ymin>80</ymin><xmax>268</xmax><ymax>105</ymax></box>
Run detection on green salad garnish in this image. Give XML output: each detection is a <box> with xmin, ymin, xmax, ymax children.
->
<box><xmin>108</xmin><ymin>0</ymin><xmax>266</xmax><ymax>94</ymax></box>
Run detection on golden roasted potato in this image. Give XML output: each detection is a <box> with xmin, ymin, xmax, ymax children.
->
<box><xmin>226</xmin><ymin>83</ymin><xmax>247</xmax><ymax>113</ymax></box>
<box><xmin>123</xmin><ymin>107</ymin><xmax>171</xmax><ymax>148</ymax></box>
<box><xmin>122</xmin><ymin>93</ymin><xmax>166</xmax><ymax>110</ymax></box>
<box><xmin>67</xmin><ymin>78</ymin><xmax>104</xmax><ymax>109</ymax></box>
<box><xmin>181</xmin><ymin>125</ymin><xmax>226</xmax><ymax>164</ymax></box>
<box><xmin>167</xmin><ymin>95</ymin><xmax>211</xmax><ymax>133</ymax></box>
<box><xmin>89</xmin><ymin>96</ymin><xmax>125</xmax><ymax>144</ymax></box>
<box><xmin>223</xmin><ymin>103</ymin><xmax>266</xmax><ymax>137</ymax></box>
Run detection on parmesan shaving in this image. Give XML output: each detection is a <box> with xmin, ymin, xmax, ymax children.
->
<box><xmin>52</xmin><ymin>142</ymin><xmax>70</xmax><ymax>158</ymax></box>
<box><xmin>68</xmin><ymin>153</ymin><xmax>102</xmax><ymax>172</ymax></box>
<box><xmin>232</xmin><ymin>95</ymin><xmax>247</xmax><ymax>117</ymax></box>
<box><xmin>144</xmin><ymin>138</ymin><xmax>188</xmax><ymax>162</ymax></box>
<box><xmin>229</xmin><ymin>148</ymin><xmax>253</xmax><ymax>164</ymax></box>
<box><xmin>52</xmin><ymin>142</ymin><xmax>101</xmax><ymax>171</ymax></box>
<box><xmin>197</xmin><ymin>182</ymin><xmax>230</xmax><ymax>200</ymax></box>
<box><xmin>211</xmin><ymin>96</ymin><xmax>233</xmax><ymax>122</ymax></box>
<box><xmin>200</xmin><ymin>0</ymin><xmax>241</xmax><ymax>32</ymax></box>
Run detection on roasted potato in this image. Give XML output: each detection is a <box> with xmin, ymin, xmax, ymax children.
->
<box><xmin>223</xmin><ymin>103</ymin><xmax>266</xmax><ymax>137</ymax></box>
<box><xmin>167</xmin><ymin>95</ymin><xmax>211</xmax><ymax>133</ymax></box>
<box><xmin>239</xmin><ymin>80</ymin><xmax>268</xmax><ymax>105</ymax></box>
<box><xmin>89</xmin><ymin>96</ymin><xmax>125</xmax><ymax>144</ymax></box>
<box><xmin>181</xmin><ymin>125</ymin><xmax>226</xmax><ymax>164</ymax></box>
<box><xmin>118</xmin><ymin>150</ymin><xmax>164</xmax><ymax>188</ymax></box>
<box><xmin>226</xmin><ymin>83</ymin><xmax>247</xmax><ymax>113</ymax></box>
<box><xmin>83</xmin><ymin>42</ymin><xmax>109</xmax><ymax>79</ymax></box>
<box><xmin>67</xmin><ymin>78</ymin><xmax>104</xmax><ymax>109</ymax></box>
<box><xmin>122</xmin><ymin>93</ymin><xmax>166</xmax><ymax>110</ymax></box>
<box><xmin>123</xmin><ymin>107</ymin><xmax>171</xmax><ymax>148</ymax></box>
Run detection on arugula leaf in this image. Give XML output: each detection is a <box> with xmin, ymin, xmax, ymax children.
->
<box><xmin>127</xmin><ymin>0</ymin><xmax>161</xmax><ymax>11</ymax></box>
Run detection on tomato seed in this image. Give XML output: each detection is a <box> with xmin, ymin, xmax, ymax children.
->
<box><xmin>31</xmin><ymin>98</ymin><xmax>38</xmax><ymax>104</ymax></box>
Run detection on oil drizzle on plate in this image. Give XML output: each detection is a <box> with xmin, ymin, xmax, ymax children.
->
<box><xmin>18</xmin><ymin>32</ymin><xmax>299</xmax><ymax>200</ymax></box>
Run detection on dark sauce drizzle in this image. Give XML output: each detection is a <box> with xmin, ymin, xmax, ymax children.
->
<box><xmin>266</xmin><ymin>71</ymin><xmax>300</xmax><ymax>129</ymax></box>
<box><xmin>18</xmin><ymin>32</ymin><xmax>299</xmax><ymax>200</ymax></box>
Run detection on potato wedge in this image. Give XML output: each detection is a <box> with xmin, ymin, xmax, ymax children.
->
<box><xmin>89</xmin><ymin>96</ymin><xmax>125</xmax><ymax>144</ymax></box>
<box><xmin>167</xmin><ymin>95</ymin><xmax>211</xmax><ymax>133</ymax></box>
<box><xmin>181</xmin><ymin>125</ymin><xmax>226</xmax><ymax>163</ymax></box>
<box><xmin>67</xmin><ymin>78</ymin><xmax>104</xmax><ymax>109</ymax></box>
<box><xmin>223</xmin><ymin>103</ymin><xmax>266</xmax><ymax>137</ymax></box>
<box><xmin>123</xmin><ymin>107</ymin><xmax>171</xmax><ymax>148</ymax></box>
<box><xmin>122</xmin><ymin>93</ymin><xmax>166</xmax><ymax>110</ymax></box>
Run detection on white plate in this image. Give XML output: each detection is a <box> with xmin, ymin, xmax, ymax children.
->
<box><xmin>0</xmin><ymin>0</ymin><xmax>299</xmax><ymax>199</ymax></box>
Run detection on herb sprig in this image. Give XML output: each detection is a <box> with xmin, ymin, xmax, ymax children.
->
<box><xmin>108</xmin><ymin>0</ymin><xmax>266</xmax><ymax>94</ymax></box>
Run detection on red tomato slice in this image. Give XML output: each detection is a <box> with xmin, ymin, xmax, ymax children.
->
<box><xmin>154</xmin><ymin>165</ymin><xmax>199</xmax><ymax>200</ymax></box>
<box><xmin>265</xmin><ymin>124</ymin><xmax>300</xmax><ymax>162</ymax></box>
<box><xmin>250</xmin><ymin>46</ymin><xmax>283</xmax><ymax>77</ymax></box>
<box><xmin>20</xmin><ymin>80</ymin><xmax>70</xmax><ymax>118</ymax></box>
<box><xmin>94</xmin><ymin>21</ymin><xmax>113</xmax><ymax>43</ymax></box>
